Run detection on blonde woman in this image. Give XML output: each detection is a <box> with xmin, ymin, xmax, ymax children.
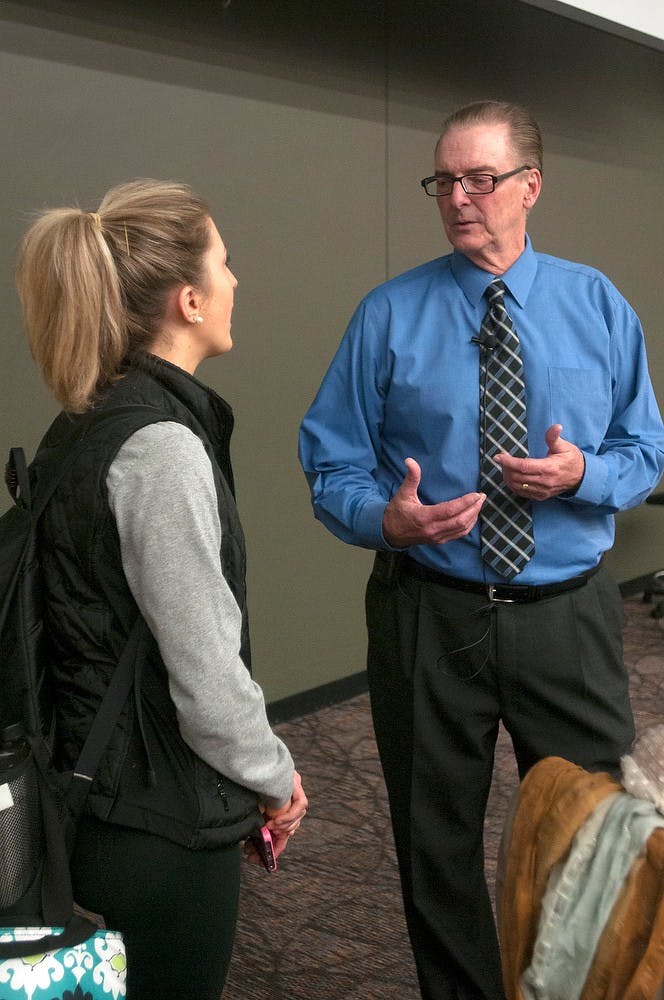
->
<box><xmin>16</xmin><ymin>180</ymin><xmax>307</xmax><ymax>999</ymax></box>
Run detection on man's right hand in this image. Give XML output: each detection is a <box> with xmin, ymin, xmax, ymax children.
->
<box><xmin>382</xmin><ymin>457</ymin><xmax>485</xmax><ymax>548</ymax></box>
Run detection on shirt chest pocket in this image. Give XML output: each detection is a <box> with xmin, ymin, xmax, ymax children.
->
<box><xmin>547</xmin><ymin>367</ymin><xmax>611</xmax><ymax>450</ymax></box>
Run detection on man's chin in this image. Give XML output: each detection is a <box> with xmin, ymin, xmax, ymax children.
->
<box><xmin>449</xmin><ymin>230</ymin><xmax>482</xmax><ymax>253</ymax></box>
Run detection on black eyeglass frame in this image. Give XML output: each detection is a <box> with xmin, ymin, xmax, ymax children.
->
<box><xmin>420</xmin><ymin>164</ymin><xmax>533</xmax><ymax>197</ymax></box>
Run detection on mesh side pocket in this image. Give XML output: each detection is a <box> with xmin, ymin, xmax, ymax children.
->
<box><xmin>0</xmin><ymin>756</ymin><xmax>43</xmax><ymax>909</ymax></box>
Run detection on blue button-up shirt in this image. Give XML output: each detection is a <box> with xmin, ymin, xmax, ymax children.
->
<box><xmin>298</xmin><ymin>238</ymin><xmax>664</xmax><ymax>584</ymax></box>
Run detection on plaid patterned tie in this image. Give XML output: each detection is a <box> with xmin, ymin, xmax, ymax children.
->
<box><xmin>478</xmin><ymin>279</ymin><xmax>535</xmax><ymax>579</ymax></box>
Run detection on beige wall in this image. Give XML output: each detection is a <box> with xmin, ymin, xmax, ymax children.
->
<box><xmin>1</xmin><ymin>0</ymin><xmax>662</xmax><ymax>701</ymax></box>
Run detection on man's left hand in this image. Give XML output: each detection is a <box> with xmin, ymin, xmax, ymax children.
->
<box><xmin>495</xmin><ymin>424</ymin><xmax>584</xmax><ymax>501</ymax></box>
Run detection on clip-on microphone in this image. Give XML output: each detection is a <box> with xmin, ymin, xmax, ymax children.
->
<box><xmin>471</xmin><ymin>329</ymin><xmax>497</xmax><ymax>351</ymax></box>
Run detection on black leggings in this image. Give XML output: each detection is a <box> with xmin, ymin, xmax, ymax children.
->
<box><xmin>71</xmin><ymin>815</ymin><xmax>241</xmax><ymax>1000</ymax></box>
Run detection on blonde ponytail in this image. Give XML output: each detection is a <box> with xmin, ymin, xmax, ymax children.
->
<box><xmin>16</xmin><ymin>209</ymin><xmax>125</xmax><ymax>412</ymax></box>
<box><xmin>16</xmin><ymin>180</ymin><xmax>211</xmax><ymax>412</ymax></box>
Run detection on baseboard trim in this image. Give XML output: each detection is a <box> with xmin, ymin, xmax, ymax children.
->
<box><xmin>267</xmin><ymin>670</ymin><xmax>368</xmax><ymax>725</ymax></box>
<box><xmin>267</xmin><ymin>573</ymin><xmax>656</xmax><ymax>724</ymax></box>
<box><xmin>620</xmin><ymin>573</ymin><xmax>654</xmax><ymax>598</ymax></box>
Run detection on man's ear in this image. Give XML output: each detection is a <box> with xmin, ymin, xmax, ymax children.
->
<box><xmin>523</xmin><ymin>169</ymin><xmax>542</xmax><ymax>211</ymax></box>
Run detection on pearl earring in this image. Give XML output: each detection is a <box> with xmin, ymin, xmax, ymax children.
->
<box><xmin>192</xmin><ymin>315</ymin><xmax>203</xmax><ymax>324</ymax></box>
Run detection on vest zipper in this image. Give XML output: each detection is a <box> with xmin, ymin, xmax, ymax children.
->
<box><xmin>217</xmin><ymin>776</ymin><xmax>230</xmax><ymax>811</ymax></box>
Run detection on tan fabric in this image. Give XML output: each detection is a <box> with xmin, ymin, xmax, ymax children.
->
<box><xmin>585</xmin><ymin>828</ymin><xmax>664</xmax><ymax>1000</ymax></box>
<box><xmin>499</xmin><ymin>756</ymin><xmax>664</xmax><ymax>1000</ymax></box>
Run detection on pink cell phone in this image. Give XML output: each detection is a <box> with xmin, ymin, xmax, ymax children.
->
<box><xmin>250</xmin><ymin>824</ymin><xmax>277</xmax><ymax>872</ymax></box>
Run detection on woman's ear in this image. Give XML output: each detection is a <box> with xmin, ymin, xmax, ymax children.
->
<box><xmin>174</xmin><ymin>284</ymin><xmax>203</xmax><ymax>325</ymax></box>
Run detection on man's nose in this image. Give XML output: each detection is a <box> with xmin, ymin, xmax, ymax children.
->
<box><xmin>448</xmin><ymin>179</ymin><xmax>471</xmax><ymax>206</ymax></box>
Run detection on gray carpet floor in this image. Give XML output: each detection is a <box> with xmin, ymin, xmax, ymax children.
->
<box><xmin>223</xmin><ymin>594</ymin><xmax>664</xmax><ymax>999</ymax></box>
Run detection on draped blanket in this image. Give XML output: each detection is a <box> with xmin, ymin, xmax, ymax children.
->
<box><xmin>499</xmin><ymin>756</ymin><xmax>664</xmax><ymax>1000</ymax></box>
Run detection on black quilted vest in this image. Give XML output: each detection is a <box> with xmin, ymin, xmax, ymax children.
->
<box><xmin>33</xmin><ymin>356</ymin><xmax>262</xmax><ymax>848</ymax></box>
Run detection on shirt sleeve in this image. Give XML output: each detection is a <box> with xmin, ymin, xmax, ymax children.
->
<box><xmin>107</xmin><ymin>421</ymin><xmax>294</xmax><ymax>809</ymax></box>
<box><xmin>567</xmin><ymin>293</ymin><xmax>664</xmax><ymax>512</ymax></box>
<box><xmin>298</xmin><ymin>297</ymin><xmax>394</xmax><ymax>549</ymax></box>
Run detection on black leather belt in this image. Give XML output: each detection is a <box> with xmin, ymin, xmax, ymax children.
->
<box><xmin>402</xmin><ymin>555</ymin><xmax>601</xmax><ymax>604</ymax></box>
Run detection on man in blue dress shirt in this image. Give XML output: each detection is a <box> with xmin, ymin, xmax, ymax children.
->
<box><xmin>298</xmin><ymin>101</ymin><xmax>664</xmax><ymax>999</ymax></box>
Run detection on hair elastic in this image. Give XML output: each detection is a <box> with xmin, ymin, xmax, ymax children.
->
<box><xmin>89</xmin><ymin>211</ymin><xmax>102</xmax><ymax>231</ymax></box>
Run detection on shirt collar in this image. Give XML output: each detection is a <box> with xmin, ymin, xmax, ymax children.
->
<box><xmin>450</xmin><ymin>234</ymin><xmax>537</xmax><ymax>309</ymax></box>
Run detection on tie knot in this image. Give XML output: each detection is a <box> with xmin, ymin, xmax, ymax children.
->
<box><xmin>484</xmin><ymin>278</ymin><xmax>506</xmax><ymax>307</ymax></box>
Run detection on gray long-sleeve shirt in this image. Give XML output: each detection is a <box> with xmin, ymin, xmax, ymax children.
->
<box><xmin>106</xmin><ymin>421</ymin><xmax>294</xmax><ymax>809</ymax></box>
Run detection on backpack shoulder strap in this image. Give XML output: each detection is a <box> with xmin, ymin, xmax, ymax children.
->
<box><xmin>67</xmin><ymin>613</ymin><xmax>148</xmax><ymax>817</ymax></box>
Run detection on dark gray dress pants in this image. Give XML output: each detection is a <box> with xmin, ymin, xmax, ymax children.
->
<box><xmin>365</xmin><ymin>554</ymin><xmax>634</xmax><ymax>1000</ymax></box>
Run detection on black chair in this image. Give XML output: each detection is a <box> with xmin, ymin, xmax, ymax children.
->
<box><xmin>642</xmin><ymin>493</ymin><xmax>664</xmax><ymax>618</ymax></box>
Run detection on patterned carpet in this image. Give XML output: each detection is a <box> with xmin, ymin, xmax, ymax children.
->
<box><xmin>223</xmin><ymin>595</ymin><xmax>664</xmax><ymax>999</ymax></box>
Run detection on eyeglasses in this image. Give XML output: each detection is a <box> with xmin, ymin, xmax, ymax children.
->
<box><xmin>420</xmin><ymin>165</ymin><xmax>532</xmax><ymax>197</ymax></box>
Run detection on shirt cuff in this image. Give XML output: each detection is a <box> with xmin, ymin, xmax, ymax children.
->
<box><xmin>561</xmin><ymin>451</ymin><xmax>607</xmax><ymax>505</ymax></box>
<box><xmin>354</xmin><ymin>498</ymin><xmax>395</xmax><ymax>549</ymax></box>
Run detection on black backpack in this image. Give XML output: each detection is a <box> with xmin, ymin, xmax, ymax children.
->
<box><xmin>0</xmin><ymin>412</ymin><xmax>154</xmax><ymax>960</ymax></box>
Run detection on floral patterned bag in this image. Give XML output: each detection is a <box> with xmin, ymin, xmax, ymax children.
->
<box><xmin>0</xmin><ymin>926</ymin><xmax>126</xmax><ymax>1000</ymax></box>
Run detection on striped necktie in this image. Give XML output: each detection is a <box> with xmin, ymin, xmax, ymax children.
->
<box><xmin>478</xmin><ymin>278</ymin><xmax>535</xmax><ymax>579</ymax></box>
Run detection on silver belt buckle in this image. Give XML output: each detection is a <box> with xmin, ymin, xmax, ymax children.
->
<box><xmin>488</xmin><ymin>584</ymin><xmax>515</xmax><ymax>604</ymax></box>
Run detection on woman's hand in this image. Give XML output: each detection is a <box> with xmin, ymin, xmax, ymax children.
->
<box><xmin>263</xmin><ymin>771</ymin><xmax>308</xmax><ymax>859</ymax></box>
